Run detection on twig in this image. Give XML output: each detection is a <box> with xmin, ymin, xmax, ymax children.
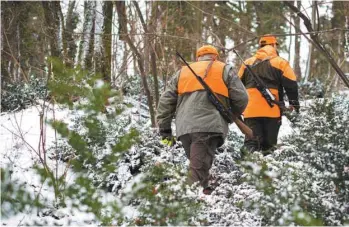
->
<box><xmin>184</xmin><ymin>1</ymin><xmax>255</xmax><ymax>37</ymax></box>
<box><xmin>17</xmin><ymin>215</ymin><xmax>26</xmax><ymax>227</ymax></box>
<box><xmin>3</xmin><ymin>31</ymin><xmax>29</xmax><ymax>82</ymax></box>
<box><xmin>1</xmin><ymin>125</ymin><xmax>40</xmax><ymax>158</ymax></box>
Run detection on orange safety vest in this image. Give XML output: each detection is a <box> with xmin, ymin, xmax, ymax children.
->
<box><xmin>178</xmin><ymin>61</ymin><xmax>228</xmax><ymax>97</ymax></box>
<box><xmin>238</xmin><ymin>46</ymin><xmax>297</xmax><ymax>118</ymax></box>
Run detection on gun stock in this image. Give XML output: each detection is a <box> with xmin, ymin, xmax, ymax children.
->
<box><xmin>234</xmin><ymin>118</ymin><xmax>254</xmax><ymax>139</ymax></box>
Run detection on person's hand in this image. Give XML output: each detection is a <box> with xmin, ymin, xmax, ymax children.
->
<box><xmin>289</xmin><ymin>105</ymin><xmax>300</xmax><ymax>114</ymax></box>
<box><xmin>159</xmin><ymin>128</ymin><xmax>176</xmax><ymax>146</ymax></box>
<box><xmin>161</xmin><ymin>136</ymin><xmax>176</xmax><ymax>146</ymax></box>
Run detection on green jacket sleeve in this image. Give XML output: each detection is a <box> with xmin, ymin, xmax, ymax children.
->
<box><xmin>156</xmin><ymin>71</ymin><xmax>180</xmax><ymax>132</ymax></box>
<box><xmin>223</xmin><ymin>64</ymin><xmax>249</xmax><ymax>115</ymax></box>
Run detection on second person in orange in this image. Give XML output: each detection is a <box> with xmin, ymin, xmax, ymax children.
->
<box><xmin>238</xmin><ymin>34</ymin><xmax>300</xmax><ymax>154</ymax></box>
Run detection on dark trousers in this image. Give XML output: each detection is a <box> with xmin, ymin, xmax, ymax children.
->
<box><xmin>179</xmin><ymin>132</ymin><xmax>223</xmax><ymax>188</ymax></box>
<box><xmin>243</xmin><ymin>117</ymin><xmax>281</xmax><ymax>153</ymax></box>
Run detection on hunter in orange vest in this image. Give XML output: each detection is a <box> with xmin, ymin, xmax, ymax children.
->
<box><xmin>157</xmin><ymin>45</ymin><xmax>248</xmax><ymax>194</ymax></box>
<box><xmin>238</xmin><ymin>35</ymin><xmax>300</xmax><ymax>154</ymax></box>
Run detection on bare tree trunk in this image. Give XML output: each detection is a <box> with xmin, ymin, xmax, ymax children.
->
<box><xmin>149</xmin><ymin>2</ymin><xmax>160</xmax><ymax>107</ymax></box>
<box><xmin>1</xmin><ymin>2</ymin><xmax>19</xmax><ymax>83</ymax></box>
<box><xmin>195</xmin><ymin>1</ymin><xmax>203</xmax><ymax>51</ymax></box>
<box><xmin>284</xmin><ymin>1</ymin><xmax>349</xmax><ymax>88</ymax></box>
<box><xmin>77</xmin><ymin>1</ymin><xmax>93</xmax><ymax>67</ymax></box>
<box><xmin>345</xmin><ymin>2</ymin><xmax>349</xmax><ymax>62</ymax></box>
<box><xmin>116</xmin><ymin>1</ymin><xmax>156</xmax><ymax>127</ymax></box>
<box><xmin>293</xmin><ymin>0</ymin><xmax>301</xmax><ymax>81</ymax></box>
<box><xmin>42</xmin><ymin>2</ymin><xmax>61</xmax><ymax>58</ymax></box>
<box><xmin>304</xmin><ymin>2</ymin><xmax>316</xmax><ymax>82</ymax></box>
<box><xmin>118</xmin><ymin>42</ymin><xmax>129</xmax><ymax>93</ymax></box>
<box><xmin>252</xmin><ymin>1</ymin><xmax>263</xmax><ymax>35</ymax></box>
<box><xmin>42</xmin><ymin>1</ymin><xmax>62</xmax><ymax>78</ymax></box>
<box><xmin>85</xmin><ymin>2</ymin><xmax>96</xmax><ymax>72</ymax></box>
<box><xmin>133</xmin><ymin>1</ymin><xmax>160</xmax><ymax>109</ymax></box>
<box><xmin>111</xmin><ymin>2</ymin><xmax>117</xmax><ymax>86</ymax></box>
<box><xmin>287</xmin><ymin>11</ymin><xmax>293</xmax><ymax>62</ymax></box>
<box><xmin>63</xmin><ymin>1</ymin><xmax>77</xmax><ymax>68</ymax></box>
<box><xmin>102</xmin><ymin>1</ymin><xmax>113</xmax><ymax>83</ymax></box>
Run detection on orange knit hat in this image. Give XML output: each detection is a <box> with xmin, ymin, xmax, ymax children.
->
<box><xmin>196</xmin><ymin>45</ymin><xmax>219</xmax><ymax>58</ymax></box>
<box><xmin>259</xmin><ymin>35</ymin><xmax>278</xmax><ymax>46</ymax></box>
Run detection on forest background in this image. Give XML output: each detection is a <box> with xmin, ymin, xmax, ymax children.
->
<box><xmin>1</xmin><ymin>0</ymin><xmax>349</xmax><ymax>116</ymax></box>
<box><xmin>1</xmin><ymin>1</ymin><xmax>349</xmax><ymax>226</ymax></box>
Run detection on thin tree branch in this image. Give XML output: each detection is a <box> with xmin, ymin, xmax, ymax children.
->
<box><xmin>283</xmin><ymin>1</ymin><xmax>349</xmax><ymax>88</ymax></box>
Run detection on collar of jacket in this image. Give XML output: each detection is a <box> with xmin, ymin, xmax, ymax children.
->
<box><xmin>255</xmin><ymin>45</ymin><xmax>278</xmax><ymax>60</ymax></box>
<box><xmin>198</xmin><ymin>55</ymin><xmax>216</xmax><ymax>61</ymax></box>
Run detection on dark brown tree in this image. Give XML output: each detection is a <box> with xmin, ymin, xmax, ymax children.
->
<box><xmin>102</xmin><ymin>1</ymin><xmax>113</xmax><ymax>83</ymax></box>
<box><xmin>116</xmin><ymin>1</ymin><xmax>156</xmax><ymax>127</ymax></box>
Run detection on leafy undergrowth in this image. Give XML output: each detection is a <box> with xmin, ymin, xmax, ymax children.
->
<box><xmin>1</xmin><ymin>92</ymin><xmax>349</xmax><ymax>226</ymax></box>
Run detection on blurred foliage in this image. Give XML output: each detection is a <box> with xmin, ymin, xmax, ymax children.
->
<box><xmin>1</xmin><ymin>76</ymin><xmax>47</xmax><ymax>112</ymax></box>
<box><xmin>1</xmin><ymin>168</ymin><xmax>44</xmax><ymax>217</ymax></box>
<box><xmin>2</xmin><ymin>58</ymin><xmax>202</xmax><ymax>225</ymax></box>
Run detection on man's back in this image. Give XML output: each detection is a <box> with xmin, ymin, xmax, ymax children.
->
<box><xmin>158</xmin><ymin>58</ymin><xmax>246</xmax><ymax>139</ymax></box>
<box><xmin>156</xmin><ymin>45</ymin><xmax>248</xmax><ymax>192</ymax></box>
<box><xmin>237</xmin><ymin>35</ymin><xmax>300</xmax><ymax>152</ymax></box>
<box><xmin>238</xmin><ymin>45</ymin><xmax>299</xmax><ymax>118</ymax></box>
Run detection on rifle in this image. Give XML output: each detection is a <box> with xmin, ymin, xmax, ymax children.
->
<box><xmin>232</xmin><ymin>49</ymin><xmax>277</xmax><ymax>108</ymax></box>
<box><xmin>176</xmin><ymin>52</ymin><xmax>254</xmax><ymax>139</ymax></box>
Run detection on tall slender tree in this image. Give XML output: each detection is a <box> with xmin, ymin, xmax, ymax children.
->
<box><xmin>293</xmin><ymin>0</ymin><xmax>301</xmax><ymax>81</ymax></box>
<box><xmin>116</xmin><ymin>1</ymin><xmax>156</xmax><ymax>126</ymax></box>
<box><xmin>284</xmin><ymin>1</ymin><xmax>349</xmax><ymax>88</ymax></box>
<box><xmin>42</xmin><ymin>1</ymin><xmax>61</xmax><ymax>59</ymax></box>
<box><xmin>63</xmin><ymin>1</ymin><xmax>78</xmax><ymax>68</ymax></box>
<box><xmin>85</xmin><ymin>1</ymin><xmax>96</xmax><ymax>72</ymax></box>
<box><xmin>102</xmin><ymin>1</ymin><xmax>113</xmax><ymax>83</ymax></box>
<box><xmin>77</xmin><ymin>1</ymin><xmax>94</xmax><ymax>68</ymax></box>
<box><xmin>1</xmin><ymin>2</ymin><xmax>46</xmax><ymax>82</ymax></box>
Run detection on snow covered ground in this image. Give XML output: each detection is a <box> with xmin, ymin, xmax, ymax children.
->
<box><xmin>2</xmin><ymin>93</ymin><xmax>347</xmax><ymax>225</ymax></box>
<box><xmin>0</xmin><ymin>101</ymin><xmax>291</xmax><ymax>226</ymax></box>
<box><xmin>0</xmin><ymin>105</ymin><xmax>94</xmax><ymax>225</ymax></box>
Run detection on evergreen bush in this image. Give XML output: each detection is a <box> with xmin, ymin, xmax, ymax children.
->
<box><xmin>240</xmin><ymin>94</ymin><xmax>349</xmax><ymax>225</ymax></box>
<box><xmin>2</xmin><ymin>58</ymin><xmax>202</xmax><ymax>225</ymax></box>
<box><xmin>1</xmin><ymin>76</ymin><xmax>47</xmax><ymax>112</ymax></box>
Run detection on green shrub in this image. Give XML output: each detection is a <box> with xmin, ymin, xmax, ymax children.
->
<box><xmin>1</xmin><ymin>76</ymin><xmax>47</xmax><ymax>112</ymax></box>
<box><xmin>240</xmin><ymin>94</ymin><xmax>349</xmax><ymax>225</ymax></box>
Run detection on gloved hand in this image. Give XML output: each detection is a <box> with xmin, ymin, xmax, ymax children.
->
<box><xmin>161</xmin><ymin>136</ymin><xmax>176</xmax><ymax>146</ymax></box>
<box><xmin>289</xmin><ymin>100</ymin><xmax>300</xmax><ymax>114</ymax></box>
<box><xmin>159</xmin><ymin>128</ymin><xmax>176</xmax><ymax>146</ymax></box>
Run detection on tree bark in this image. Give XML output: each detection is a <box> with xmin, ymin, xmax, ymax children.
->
<box><xmin>345</xmin><ymin>2</ymin><xmax>349</xmax><ymax>62</ymax></box>
<box><xmin>85</xmin><ymin>1</ymin><xmax>96</xmax><ymax>72</ymax></box>
<box><xmin>293</xmin><ymin>0</ymin><xmax>301</xmax><ymax>81</ymax></box>
<box><xmin>304</xmin><ymin>2</ymin><xmax>316</xmax><ymax>82</ymax></box>
<box><xmin>1</xmin><ymin>2</ymin><xmax>20</xmax><ymax>82</ymax></box>
<box><xmin>149</xmin><ymin>2</ymin><xmax>160</xmax><ymax>107</ymax></box>
<box><xmin>63</xmin><ymin>1</ymin><xmax>77</xmax><ymax>68</ymax></box>
<box><xmin>102</xmin><ymin>1</ymin><xmax>113</xmax><ymax>83</ymax></box>
<box><xmin>42</xmin><ymin>1</ymin><xmax>62</xmax><ymax>78</ymax></box>
<box><xmin>77</xmin><ymin>1</ymin><xmax>93</xmax><ymax>67</ymax></box>
<box><xmin>133</xmin><ymin>1</ymin><xmax>160</xmax><ymax>107</ymax></box>
<box><xmin>42</xmin><ymin>1</ymin><xmax>61</xmax><ymax>58</ymax></box>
